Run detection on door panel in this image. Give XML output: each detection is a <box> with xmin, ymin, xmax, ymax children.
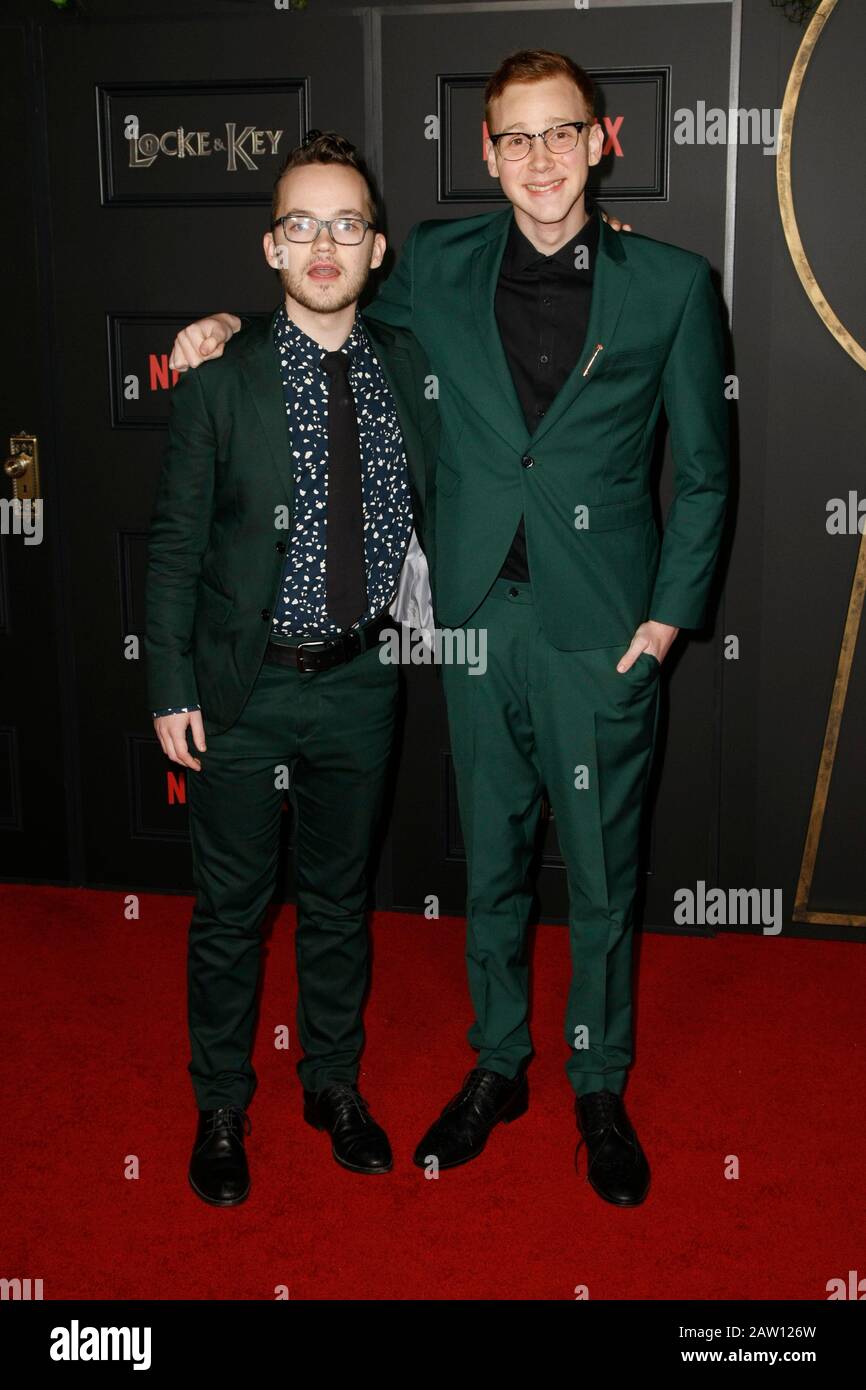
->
<box><xmin>0</xmin><ymin>18</ymin><xmax>69</xmax><ymax>883</ymax></box>
<box><xmin>42</xmin><ymin>12</ymin><xmax>366</xmax><ymax>889</ymax></box>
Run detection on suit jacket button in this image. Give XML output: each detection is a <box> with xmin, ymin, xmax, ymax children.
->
<box><xmin>261</xmin><ymin>609</ymin><xmax>270</xmax><ymax>621</ymax></box>
<box><xmin>275</xmin><ymin>541</ymin><xmax>286</xmax><ymax>553</ymax></box>
<box><xmin>522</xmin><ymin>455</ymin><xmax>535</xmax><ymax>469</ymax></box>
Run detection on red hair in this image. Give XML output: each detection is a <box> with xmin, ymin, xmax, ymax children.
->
<box><xmin>485</xmin><ymin>49</ymin><xmax>596</xmax><ymax>129</ymax></box>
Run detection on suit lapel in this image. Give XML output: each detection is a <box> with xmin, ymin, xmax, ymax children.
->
<box><xmin>528</xmin><ymin>214</ymin><xmax>633</xmax><ymax>448</ymax></box>
<box><xmin>363</xmin><ymin>320</ymin><xmax>427</xmax><ymax>515</ymax></box>
<box><xmin>470</xmin><ymin>209</ymin><xmax>531</xmax><ymax>451</ymax></box>
<box><xmin>237</xmin><ymin>308</ymin><xmax>295</xmax><ymax>501</ymax></box>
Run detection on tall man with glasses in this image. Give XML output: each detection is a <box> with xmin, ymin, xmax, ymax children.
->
<box><xmin>169</xmin><ymin>48</ymin><xmax>729</xmax><ymax>1206</ymax></box>
<box><xmin>146</xmin><ymin>131</ymin><xmax>439</xmax><ymax>1204</ymax></box>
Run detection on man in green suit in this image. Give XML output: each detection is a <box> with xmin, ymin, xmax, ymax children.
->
<box><xmin>146</xmin><ymin>132</ymin><xmax>439</xmax><ymax>1205</ymax></box>
<box><xmin>171</xmin><ymin>49</ymin><xmax>728</xmax><ymax>1207</ymax></box>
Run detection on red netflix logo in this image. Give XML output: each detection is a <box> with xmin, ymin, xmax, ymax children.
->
<box><xmin>149</xmin><ymin>354</ymin><xmax>180</xmax><ymax>392</ymax></box>
<box><xmin>601</xmin><ymin>116</ymin><xmax>623</xmax><ymax>157</ymax></box>
<box><xmin>166</xmin><ymin>770</ymin><xmax>186</xmax><ymax>805</ymax></box>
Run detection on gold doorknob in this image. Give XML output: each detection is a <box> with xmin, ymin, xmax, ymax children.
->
<box><xmin>4</xmin><ymin>433</ymin><xmax>40</xmax><ymax>500</ymax></box>
<box><xmin>4</xmin><ymin>450</ymin><xmax>32</xmax><ymax>479</ymax></box>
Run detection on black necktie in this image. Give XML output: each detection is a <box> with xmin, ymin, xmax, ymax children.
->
<box><xmin>321</xmin><ymin>349</ymin><xmax>366</xmax><ymax>630</ymax></box>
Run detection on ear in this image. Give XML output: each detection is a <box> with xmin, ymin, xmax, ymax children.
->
<box><xmin>587</xmin><ymin>121</ymin><xmax>605</xmax><ymax>169</ymax></box>
<box><xmin>370</xmin><ymin>230</ymin><xmax>387</xmax><ymax>271</ymax></box>
<box><xmin>485</xmin><ymin>136</ymin><xmax>500</xmax><ymax>181</ymax></box>
<box><xmin>263</xmin><ymin>230</ymin><xmax>282</xmax><ymax>269</ymax></box>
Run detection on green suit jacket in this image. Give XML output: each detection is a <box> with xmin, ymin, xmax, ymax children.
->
<box><xmin>144</xmin><ymin>308</ymin><xmax>440</xmax><ymax>732</ymax></box>
<box><xmin>364</xmin><ymin>208</ymin><xmax>729</xmax><ymax>646</ymax></box>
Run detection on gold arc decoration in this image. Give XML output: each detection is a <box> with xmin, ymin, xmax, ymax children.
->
<box><xmin>776</xmin><ymin>0</ymin><xmax>866</xmax><ymax>372</ymax></box>
<box><xmin>777</xmin><ymin>0</ymin><xmax>866</xmax><ymax>926</ymax></box>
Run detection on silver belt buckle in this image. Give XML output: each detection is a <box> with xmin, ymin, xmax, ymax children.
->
<box><xmin>295</xmin><ymin>639</ymin><xmax>330</xmax><ymax>673</ymax></box>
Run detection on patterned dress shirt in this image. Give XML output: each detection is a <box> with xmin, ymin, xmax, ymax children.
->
<box><xmin>151</xmin><ymin>305</ymin><xmax>413</xmax><ymax>717</ymax></box>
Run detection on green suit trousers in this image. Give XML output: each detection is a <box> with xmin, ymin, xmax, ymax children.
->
<box><xmin>185</xmin><ymin>643</ymin><xmax>398</xmax><ymax>1107</ymax></box>
<box><xmin>441</xmin><ymin>578</ymin><xmax>661</xmax><ymax>1096</ymax></box>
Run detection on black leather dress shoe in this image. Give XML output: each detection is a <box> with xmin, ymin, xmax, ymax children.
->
<box><xmin>575</xmin><ymin>1090</ymin><xmax>650</xmax><ymax>1206</ymax></box>
<box><xmin>303</xmin><ymin>1082</ymin><xmax>392</xmax><ymax>1174</ymax></box>
<box><xmin>188</xmin><ymin>1104</ymin><xmax>251</xmax><ymax>1207</ymax></box>
<box><xmin>412</xmin><ymin>1067</ymin><xmax>528</xmax><ymax>1170</ymax></box>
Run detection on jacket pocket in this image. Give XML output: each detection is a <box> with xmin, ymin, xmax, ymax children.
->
<box><xmin>602</xmin><ymin>342</ymin><xmax>668</xmax><ymax>368</ymax></box>
<box><xmin>579</xmin><ymin>493</ymin><xmax>654</xmax><ymax>532</ymax></box>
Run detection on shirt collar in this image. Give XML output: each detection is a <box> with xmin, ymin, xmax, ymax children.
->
<box><xmin>273</xmin><ymin>302</ymin><xmax>369</xmax><ymax>371</ymax></box>
<box><xmin>502</xmin><ymin>205</ymin><xmax>600</xmax><ymax>274</ymax></box>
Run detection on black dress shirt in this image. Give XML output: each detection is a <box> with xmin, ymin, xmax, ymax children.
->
<box><xmin>494</xmin><ymin>207</ymin><xmax>600</xmax><ymax>581</ymax></box>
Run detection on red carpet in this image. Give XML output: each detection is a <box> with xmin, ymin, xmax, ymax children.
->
<box><xmin>1</xmin><ymin>884</ymin><xmax>863</xmax><ymax>1301</ymax></box>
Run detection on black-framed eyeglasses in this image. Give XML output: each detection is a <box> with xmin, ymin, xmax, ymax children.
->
<box><xmin>271</xmin><ymin>214</ymin><xmax>376</xmax><ymax>245</ymax></box>
<box><xmin>488</xmin><ymin>121</ymin><xmax>592</xmax><ymax>160</ymax></box>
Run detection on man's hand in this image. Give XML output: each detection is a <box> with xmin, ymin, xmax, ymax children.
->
<box><xmin>153</xmin><ymin>710</ymin><xmax>207</xmax><ymax>771</ymax></box>
<box><xmin>169</xmin><ymin>313</ymin><xmax>241</xmax><ymax>372</ymax></box>
<box><xmin>617</xmin><ymin>620</ymin><xmax>679</xmax><ymax>673</ymax></box>
<box><xmin>600</xmin><ymin>210</ymin><xmax>633</xmax><ymax>233</ymax></box>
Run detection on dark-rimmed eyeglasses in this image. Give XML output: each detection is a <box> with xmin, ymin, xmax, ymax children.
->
<box><xmin>271</xmin><ymin>214</ymin><xmax>376</xmax><ymax>245</ymax></box>
<box><xmin>488</xmin><ymin>121</ymin><xmax>592</xmax><ymax>161</ymax></box>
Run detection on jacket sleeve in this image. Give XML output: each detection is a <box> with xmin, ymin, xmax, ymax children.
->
<box><xmin>144</xmin><ymin>367</ymin><xmax>216</xmax><ymax>714</ymax></box>
<box><xmin>648</xmin><ymin>257</ymin><xmax>729</xmax><ymax>630</ymax></box>
<box><xmin>363</xmin><ymin>223</ymin><xmax>419</xmax><ymax>330</ymax></box>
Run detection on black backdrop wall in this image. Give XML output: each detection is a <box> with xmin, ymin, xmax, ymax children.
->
<box><xmin>1</xmin><ymin>0</ymin><xmax>863</xmax><ymax>942</ymax></box>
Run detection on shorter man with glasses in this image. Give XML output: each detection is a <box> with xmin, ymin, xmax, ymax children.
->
<box><xmin>145</xmin><ymin>131</ymin><xmax>438</xmax><ymax>1204</ymax></box>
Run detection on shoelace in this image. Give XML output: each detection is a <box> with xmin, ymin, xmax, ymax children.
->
<box><xmin>581</xmin><ymin>1091</ymin><xmax>630</xmax><ymax>1142</ymax></box>
<box><xmin>454</xmin><ymin>1068</ymin><xmax>508</xmax><ymax>1117</ymax></box>
<box><xmin>207</xmin><ymin>1105</ymin><xmax>251</xmax><ymax>1139</ymax></box>
<box><xmin>321</xmin><ymin>1082</ymin><xmax>371</xmax><ymax>1123</ymax></box>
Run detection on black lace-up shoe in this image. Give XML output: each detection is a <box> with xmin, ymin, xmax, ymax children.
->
<box><xmin>412</xmin><ymin>1066</ymin><xmax>528</xmax><ymax>1170</ymax></box>
<box><xmin>303</xmin><ymin>1082</ymin><xmax>392</xmax><ymax>1174</ymax></box>
<box><xmin>188</xmin><ymin>1104</ymin><xmax>251</xmax><ymax>1207</ymax></box>
<box><xmin>575</xmin><ymin>1090</ymin><xmax>650</xmax><ymax>1206</ymax></box>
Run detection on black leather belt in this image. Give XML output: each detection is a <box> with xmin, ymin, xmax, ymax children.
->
<box><xmin>264</xmin><ymin>610</ymin><xmax>397</xmax><ymax>673</ymax></box>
